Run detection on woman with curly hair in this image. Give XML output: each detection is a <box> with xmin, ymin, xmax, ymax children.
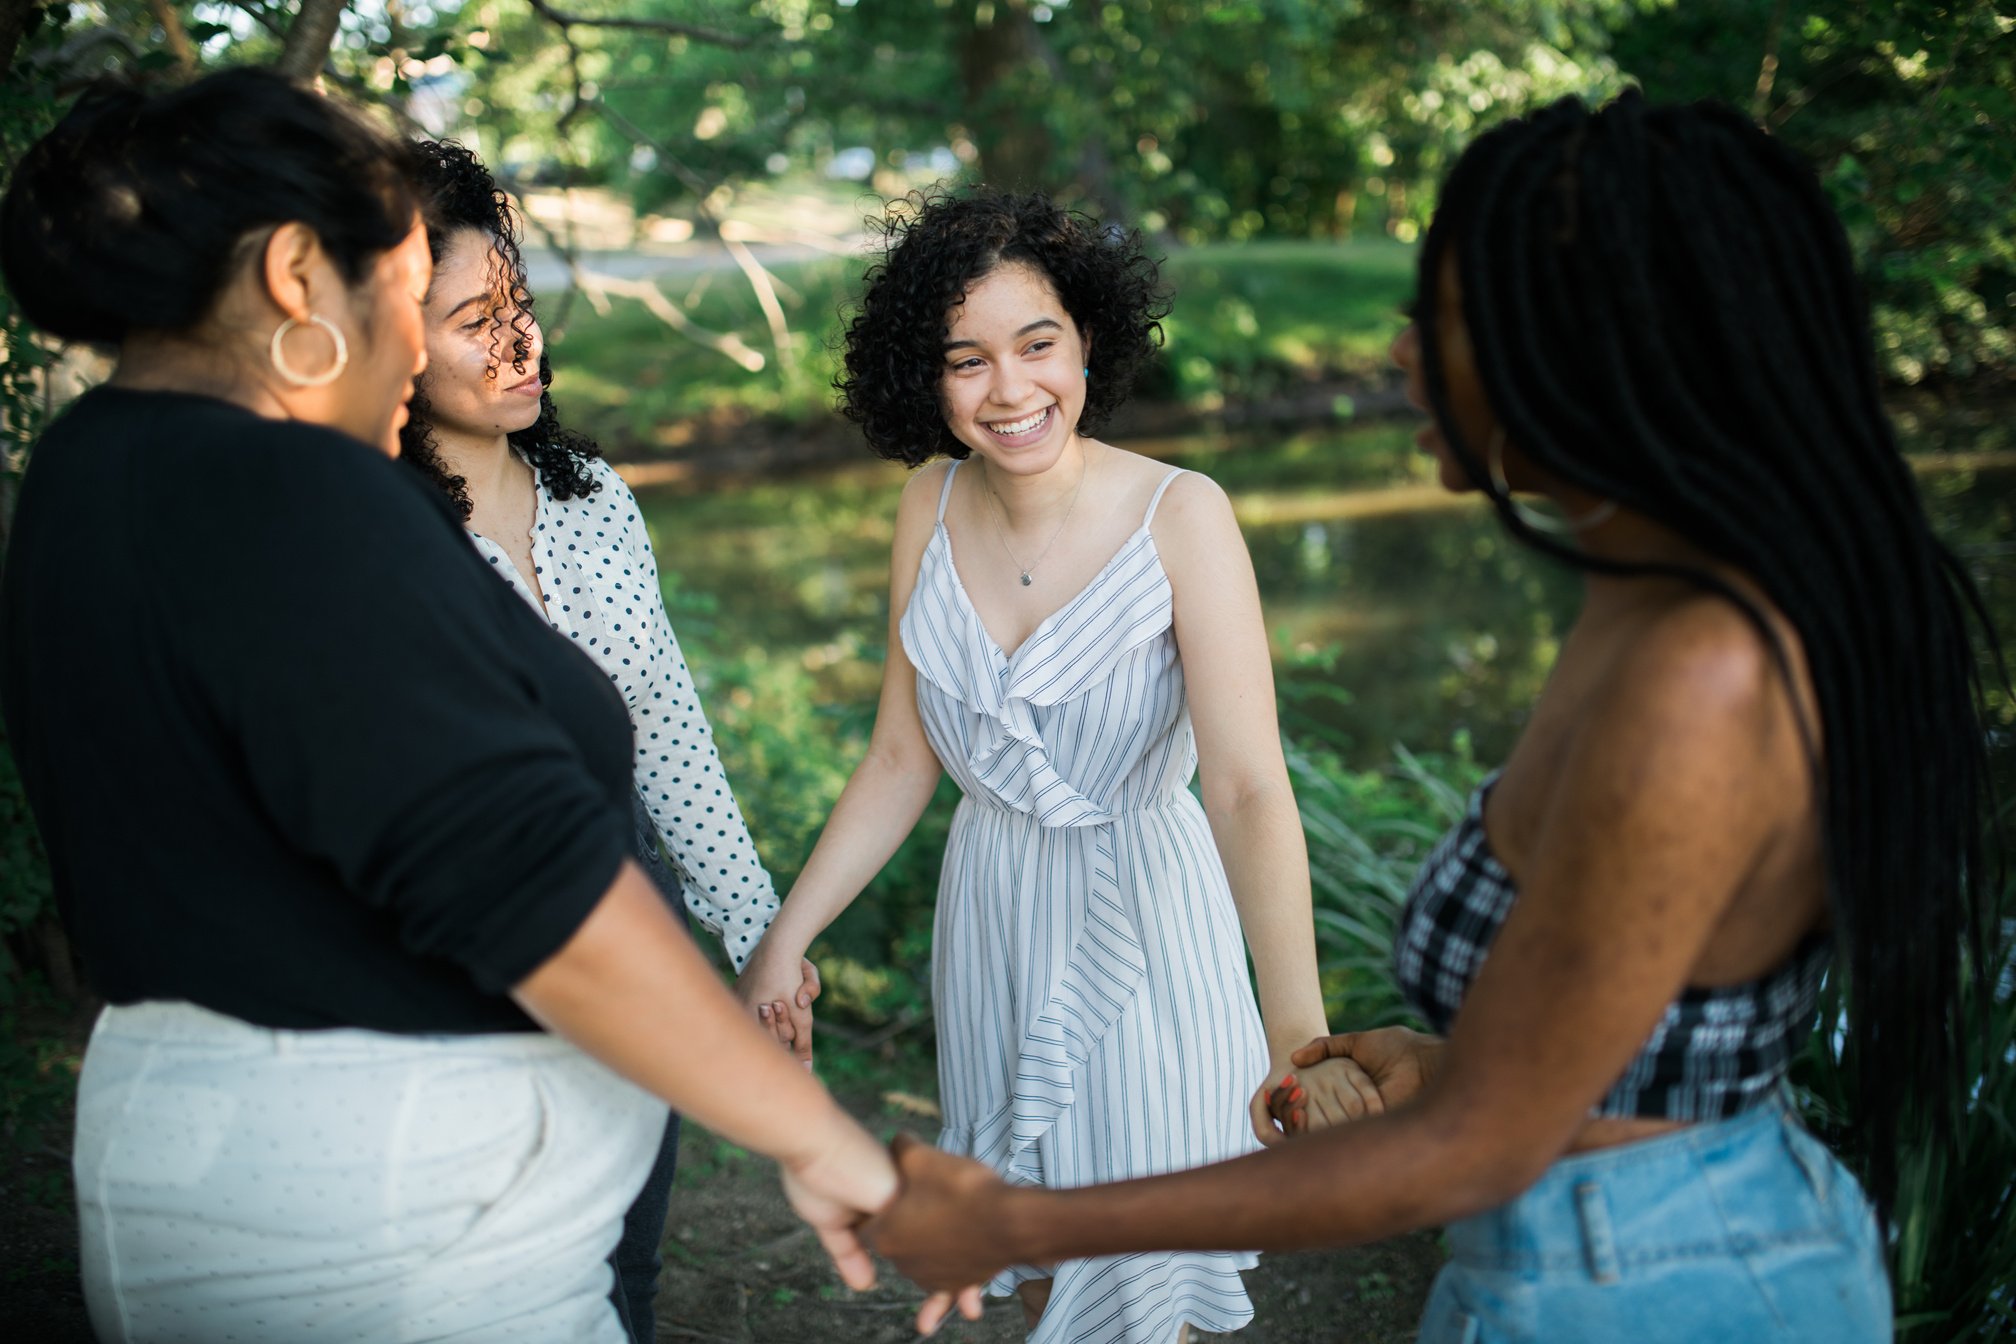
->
<box><xmin>738</xmin><ymin>190</ymin><xmax>1351</xmax><ymax>1343</ymax></box>
<box><xmin>397</xmin><ymin>140</ymin><xmax>820</xmax><ymax>1343</ymax></box>
<box><xmin>869</xmin><ymin>93</ymin><xmax>2001</xmax><ymax>1344</ymax></box>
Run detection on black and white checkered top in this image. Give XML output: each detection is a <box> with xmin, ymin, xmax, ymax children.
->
<box><xmin>1394</xmin><ymin>772</ymin><xmax>1832</xmax><ymax>1120</ymax></box>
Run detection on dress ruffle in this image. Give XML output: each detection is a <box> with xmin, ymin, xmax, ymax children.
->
<box><xmin>900</xmin><ymin>525</ymin><xmax>1176</xmax><ymax>831</ymax></box>
<box><xmin>901</xmin><ymin>526</ymin><xmax>1182</xmax><ymax>1178</ymax></box>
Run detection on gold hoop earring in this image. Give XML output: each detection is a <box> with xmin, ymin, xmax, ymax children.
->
<box><xmin>270</xmin><ymin>315</ymin><xmax>349</xmax><ymax>388</ymax></box>
<box><xmin>1487</xmin><ymin>427</ymin><xmax>1616</xmax><ymax>535</ymax></box>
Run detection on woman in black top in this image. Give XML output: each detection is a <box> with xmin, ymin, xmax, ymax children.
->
<box><xmin>0</xmin><ymin>69</ymin><xmax>898</xmax><ymax>1342</ymax></box>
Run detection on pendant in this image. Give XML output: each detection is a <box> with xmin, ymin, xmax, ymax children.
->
<box><xmin>1020</xmin><ymin>573</ymin><xmax>1032</xmax><ymax>586</ymax></box>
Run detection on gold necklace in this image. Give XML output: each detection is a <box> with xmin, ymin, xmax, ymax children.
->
<box><xmin>983</xmin><ymin>446</ymin><xmax>1091</xmax><ymax>586</ymax></box>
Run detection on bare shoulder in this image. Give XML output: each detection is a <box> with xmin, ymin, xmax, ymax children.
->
<box><xmin>888</xmin><ymin>461</ymin><xmax>952</xmax><ymax>601</ymax></box>
<box><xmin>898</xmin><ymin>458</ymin><xmax>954</xmax><ymax>511</ymax></box>
<box><xmin>893</xmin><ymin>460</ymin><xmax>956</xmax><ymax>537</ymax></box>
<box><xmin>1611</xmin><ymin>591</ymin><xmax>1789</xmax><ymax>724</ymax></box>
<box><xmin>1139</xmin><ymin>463</ymin><xmax>1237</xmax><ymax>545</ymax></box>
<box><xmin>1571</xmin><ymin>589</ymin><xmax>1810</xmax><ymax>816</ymax></box>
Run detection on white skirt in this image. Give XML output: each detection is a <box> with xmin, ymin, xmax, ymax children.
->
<box><xmin>74</xmin><ymin>1000</ymin><xmax>667</xmax><ymax>1344</ymax></box>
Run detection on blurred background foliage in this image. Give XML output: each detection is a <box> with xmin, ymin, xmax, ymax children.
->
<box><xmin>0</xmin><ymin>3</ymin><xmax>2010</xmax><ymax>1336</ymax></box>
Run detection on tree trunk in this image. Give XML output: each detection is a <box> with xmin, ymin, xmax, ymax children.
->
<box><xmin>32</xmin><ymin>911</ymin><xmax>77</xmax><ymax>1000</ymax></box>
<box><xmin>275</xmin><ymin>0</ymin><xmax>347</xmax><ymax>82</ymax></box>
<box><xmin>0</xmin><ymin>0</ymin><xmax>46</xmax><ymax>80</ymax></box>
<box><xmin>958</xmin><ymin>0</ymin><xmax>1053</xmax><ymax>191</ymax></box>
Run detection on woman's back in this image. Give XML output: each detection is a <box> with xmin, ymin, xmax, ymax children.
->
<box><xmin>2</xmin><ymin>386</ymin><xmax>635</xmax><ymax>1033</ymax></box>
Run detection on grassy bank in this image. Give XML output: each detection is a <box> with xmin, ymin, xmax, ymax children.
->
<box><xmin>543</xmin><ymin>239</ymin><xmax>1418</xmax><ymax>455</ymax></box>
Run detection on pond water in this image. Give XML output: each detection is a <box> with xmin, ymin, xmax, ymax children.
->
<box><xmin>633</xmin><ymin>397</ymin><xmax>2016</xmax><ymax>778</ymax></box>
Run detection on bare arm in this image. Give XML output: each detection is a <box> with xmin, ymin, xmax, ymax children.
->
<box><xmin>738</xmin><ymin>468</ymin><xmax>947</xmax><ymax>987</ymax></box>
<box><xmin>514</xmin><ymin>860</ymin><xmax>895</xmax><ymax>1287</ymax></box>
<box><xmin>874</xmin><ymin>604</ymin><xmax>1804</xmax><ymax>1287</ymax></box>
<box><xmin>1157</xmin><ymin>475</ymin><xmax>1336</xmax><ymax>1137</ymax></box>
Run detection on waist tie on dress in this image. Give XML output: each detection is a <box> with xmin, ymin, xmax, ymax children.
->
<box><xmin>955</xmin><ymin>791</ymin><xmax>1191</xmax><ymax>827</ymax></box>
<box><xmin>951</xmin><ymin>795</ymin><xmax>1201</xmax><ymax>1185</ymax></box>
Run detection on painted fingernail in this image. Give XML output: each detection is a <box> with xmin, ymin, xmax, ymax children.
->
<box><xmin>1280</xmin><ymin>1074</ymin><xmax>1297</xmax><ymax>1086</ymax></box>
<box><xmin>758</xmin><ymin>1004</ymin><xmax>770</xmax><ymax>1018</ymax></box>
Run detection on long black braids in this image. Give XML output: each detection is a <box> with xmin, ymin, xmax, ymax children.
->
<box><xmin>1417</xmin><ymin>91</ymin><xmax>2002</xmax><ymax>1222</ymax></box>
<box><xmin>398</xmin><ymin>138</ymin><xmax>600</xmax><ymax>516</ymax></box>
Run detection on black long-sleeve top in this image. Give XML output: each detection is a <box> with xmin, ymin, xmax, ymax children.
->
<box><xmin>0</xmin><ymin>387</ymin><xmax>635</xmax><ymax>1033</ymax></box>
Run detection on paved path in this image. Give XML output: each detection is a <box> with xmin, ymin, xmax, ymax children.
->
<box><xmin>523</xmin><ymin>240</ymin><xmax>857</xmax><ymax>295</ymax></box>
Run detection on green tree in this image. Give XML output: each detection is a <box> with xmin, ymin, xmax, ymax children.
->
<box><xmin>1612</xmin><ymin>0</ymin><xmax>2016</xmax><ymax>385</ymax></box>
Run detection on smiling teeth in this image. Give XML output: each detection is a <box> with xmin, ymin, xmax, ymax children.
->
<box><xmin>990</xmin><ymin>408</ymin><xmax>1049</xmax><ymax>436</ymax></box>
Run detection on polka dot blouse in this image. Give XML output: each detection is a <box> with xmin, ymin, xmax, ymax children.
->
<box><xmin>467</xmin><ymin>456</ymin><xmax>780</xmax><ymax>971</ymax></box>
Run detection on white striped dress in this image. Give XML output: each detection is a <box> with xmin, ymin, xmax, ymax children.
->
<box><xmin>900</xmin><ymin>462</ymin><xmax>1270</xmax><ymax>1343</ymax></box>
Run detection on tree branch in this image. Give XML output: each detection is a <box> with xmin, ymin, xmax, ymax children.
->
<box><xmin>275</xmin><ymin>0</ymin><xmax>347</xmax><ymax>81</ymax></box>
<box><xmin>229</xmin><ymin>0</ymin><xmax>284</xmax><ymax>40</ymax></box>
<box><xmin>146</xmin><ymin>0</ymin><xmax>198</xmax><ymax>72</ymax></box>
<box><xmin>0</xmin><ymin>0</ymin><xmax>46</xmax><ymax>81</ymax></box>
<box><xmin>523</xmin><ymin>0</ymin><xmax>772</xmax><ymax>49</ymax></box>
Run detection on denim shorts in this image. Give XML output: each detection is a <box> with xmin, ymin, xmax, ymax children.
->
<box><xmin>1419</xmin><ymin>1093</ymin><xmax>1891</xmax><ymax>1343</ymax></box>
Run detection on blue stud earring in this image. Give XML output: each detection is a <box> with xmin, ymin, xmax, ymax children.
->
<box><xmin>1083</xmin><ymin>366</ymin><xmax>1090</xmax><ymax>378</ymax></box>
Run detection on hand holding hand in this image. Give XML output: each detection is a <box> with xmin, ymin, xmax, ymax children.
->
<box><xmin>1249</xmin><ymin>1047</ymin><xmax>1381</xmax><ymax>1145</ymax></box>
<box><xmin>1275</xmin><ymin>1026</ymin><xmax>1444</xmax><ymax>1133</ymax></box>
<box><xmin>777</xmin><ymin>1115</ymin><xmax>898</xmax><ymax>1291</ymax></box>
<box><xmin>736</xmin><ymin>948</ymin><xmax>822</xmax><ymax>1068</ymax></box>
<box><xmin>866</xmin><ymin>1133</ymin><xmax>1014</xmax><ymax>1321</ymax></box>
<box><xmin>1264</xmin><ymin>1055</ymin><xmax>1383</xmax><ymax>1135</ymax></box>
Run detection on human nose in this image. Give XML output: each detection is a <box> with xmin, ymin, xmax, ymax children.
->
<box><xmin>987</xmin><ymin>360</ymin><xmax>1033</xmax><ymax>406</ymax></box>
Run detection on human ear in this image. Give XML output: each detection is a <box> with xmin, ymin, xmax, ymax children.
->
<box><xmin>259</xmin><ymin>221</ymin><xmax>324</xmax><ymax>324</ymax></box>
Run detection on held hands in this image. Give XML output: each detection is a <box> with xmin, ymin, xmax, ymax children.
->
<box><xmin>735</xmin><ymin>947</ymin><xmax>822</xmax><ymax>1068</ymax></box>
<box><xmin>777</xmin><ymin>1114</ymin><xmax>901</xmax><ymax>1293</ymax></box>
<box><xmin>1265</xmin><ymin>1026</ymin><xmax>1445</xmax><ymax>1137</ymax></box>
<box><xmin>1249</xmin><ymin>1047</ymin><xmax>1381</xmax><ymax>1146</ymax></box>
<box><xmin>864</xmin><ymin>1134</ymin><xmax>998</xmax><ymax>1336</ymax></box>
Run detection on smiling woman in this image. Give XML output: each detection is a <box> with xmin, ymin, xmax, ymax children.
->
<box><xmin>394</xmin><ymin>138</ymin><xmax>824</xmax><ymax>1344</ymax></box>
<box><xmin>741</xmin><ymin>190</ymin><xmax>1355</xmax><ymax>1344</ymax></box>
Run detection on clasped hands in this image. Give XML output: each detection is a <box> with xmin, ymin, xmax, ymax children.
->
<box><xmin>845</xmin><ymin>1026</ymin><xmax>1446</xmax><ymax>1336</ymax></box>
<box><xmin>1255</xmin><ymin>1024</ymin><xmax>1444</xmax><ymax>1139</ymax></box>
<box><xmin>735</xmin><ymin>948</ymin><xmax>823</xmax><ymax>1067</ymax></box>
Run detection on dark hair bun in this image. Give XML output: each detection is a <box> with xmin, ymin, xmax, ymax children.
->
<box><xmin>0</xmin><ymin>67</ymin><xmax>418</xmax><ymax>345</ymax></box>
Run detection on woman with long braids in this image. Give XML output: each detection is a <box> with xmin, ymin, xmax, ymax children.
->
<box><xmin>396</xmin><ymin>139</ymin><xmax>820</xmax><ymax>1343</ymax></box>
<box><xmin>870</xmin><ymin>91</ymin><xmax>1999</xmax><ymax>1344</ymax></box>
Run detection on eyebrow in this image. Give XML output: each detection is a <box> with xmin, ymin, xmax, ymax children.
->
<box><xmin>943</xmin><ymin>317</ymin><xmax>1063</xmax><ymax>353</ymax></box>
<box><xmin>443</xmin><ymin>293</ymin><xmax>491</xmax><ymax>320</ymax></box>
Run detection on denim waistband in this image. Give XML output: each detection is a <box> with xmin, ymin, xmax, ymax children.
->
<box><xmin>1444</xmin><ymin>1090</ymin><xmax>1858</xmax><ymax>1284</ymax></box>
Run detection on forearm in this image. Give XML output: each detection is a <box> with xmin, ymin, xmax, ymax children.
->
<box><xmin>1208</xmin><ymin>782</ymin><xmax>1327</xmax><ymax>1050</ymax></box>
<box><xmin>1002</xmin><ymin>1102</ymin><xmax>1509</xmax><ymax>1262</ymax></box>
<box><xmin>757</xmin><ymin>744</ymin><xmax>942</xmax><ymax>958</ymax></box>
<box><xmin>514</xmin><ymin>860</ymin><xmax>855</xmax><ymax>1166</ymax></box>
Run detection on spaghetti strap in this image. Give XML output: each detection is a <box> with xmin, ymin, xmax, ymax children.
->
<box><xmin>1142</xmin><ymin>467</ymin><xmax>1186</xmax><ymax>527</ymax></box>
<box><xmin>935</xmin><ymin>459</ymin><xmax>962</xmax><ymax>524</ymax></box>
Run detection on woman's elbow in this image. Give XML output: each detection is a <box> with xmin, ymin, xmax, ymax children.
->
<box><xmin>1200</xmin><ymin>772</ymin><xmax>1295</xmax><ymax>827</ymax></box>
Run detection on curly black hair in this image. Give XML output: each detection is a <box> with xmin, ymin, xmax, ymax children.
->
<box><xmin>837</xmin><ymin>189</ymin><xmax>1170</xmax><ymax>466</ymax></box>
<box><xmin>398</xmin><ymin>138</ymin><xmax>600</xmax><ymax>518</ymax></box>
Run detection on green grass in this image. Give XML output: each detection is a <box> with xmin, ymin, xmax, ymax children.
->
<box><xmin>542</xmin><ymin>239</ymin><xmax>1419</xmax><ymax>454</ymax></box>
